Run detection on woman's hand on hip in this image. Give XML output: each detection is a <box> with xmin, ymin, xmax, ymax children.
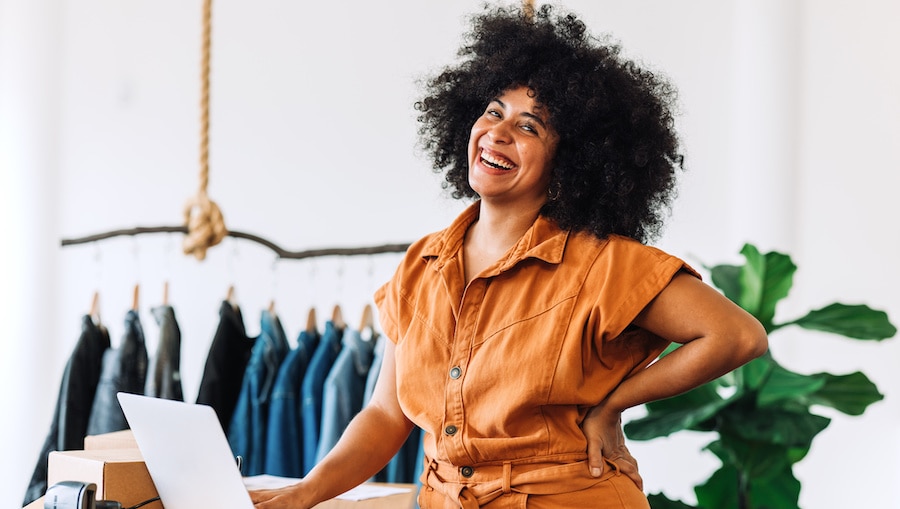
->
<box><xmin>582</xmin><ymin>404</ymin><xmax>643</xmax><ymax>490</ymax></box>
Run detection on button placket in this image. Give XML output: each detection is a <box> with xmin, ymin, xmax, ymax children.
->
<box><xmin>442</xmin><ymin>278</ymin><xmax>485</xmax><ymax>464</ymax></box>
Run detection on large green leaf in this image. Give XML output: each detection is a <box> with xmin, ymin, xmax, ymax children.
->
<box><xmin>783</xmin><ymin>303</ymin><xmax>897</xmax><ymax>340</ymax></box>
<box><xmin>625</xmin><ymin>395</ymin><xmax>731</xmax><ymax>440</ymax></box>
<box><xmin>757</xmin><ymin>364</ymin><xmax>825</xmax><ymax>408</ymax></box>
<box><xmin>807</xmin><ymin>371</ymin><xmax>884</xmax><ymax>415</ymax></box>
<box><xmin>647</xmin><ymin>493</ymin><xmax>701</xmax><ymax>509</ymax></box>
<box><xmin>737</xmin><ymin>244</ymin><xmax>796</xmax><ymax>330</ymax></box>
<box><xmin>748</xmin><ymin>464</ymin><xmax>802</xmax><ymax>509</ymax></box>
<box><xmin>738</xmin><ymin>354</ymin><xmax>776</xmax><ymax>391</ymax></box>
<box><xmin>720</xmin><ymin>405</ymin><xmax>830</xmax><ymax>448</ymax></box>
<box><xmin>706</xmin><ymin>436</ymin><xmax>794</xmax><ymax>481</ymax></box>
<box><xmin>696</xmin><ymin>462</ymin><xmax>802</xmax><ymax>509</ymax></box>
<box><xmin>709</xmin><ymin>263</ymin><xmax>742</xmax><ymax>303</ymax></box>
<box><xmin>645</xmin><ymin>383</ymin><xmax>724</xmax><ymax>413</ymax></box>
<box><xmin>695</xmin><ymin>464</ymin><xmax>741</xmax><ymax>509</ymax></box>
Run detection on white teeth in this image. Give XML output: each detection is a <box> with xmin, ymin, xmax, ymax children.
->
<box><xmin>481</xmin><ymin>151</ymin><xmax>515</xmax><ymax>170</ymax></box>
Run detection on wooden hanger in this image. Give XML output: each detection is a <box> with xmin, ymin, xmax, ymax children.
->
<box><xmin>358</xmin><ymin>303</ymin><xmax>375</xmax><ymax>341</ymax></box>
<box><xmin>358</xmin><ymin>303</ymin><xmax>373</xmax><ymax>332</ymax></box>
<box><xmin>306</xmin><ymin>307</ymin><xmax>318</xmax><ymax>334</ymax></box>
<box><xmin>89</xmin><ymin>290</ymin><xmax>102</xmax><ymax>326</ymax></box>
<box><xmin>268</xmin><ymin>299</ymin><xmax>277</xmax><ymax>317</ymax></box>
<box><xmin>132</xmin><ymin>284</ymin><xmax>140</xmax><ymax>311</ymax></box>
<box><xmin>162</xmin><ymin>280</ymin><xmax>169</xmax><ymax>306</ymax></box>
<box><xmin>225</xmin><ymin>285</ymin><xmax>238</xmax><ymax>310</ymax></box>
<box><xmin>331</xmin><ymin>304</ymin><xmax>345</xmax><ymax>329</ymax></box>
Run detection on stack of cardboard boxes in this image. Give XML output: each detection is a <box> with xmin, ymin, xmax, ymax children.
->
<box><xmin>26</xmin><ymin>430</ymin><xmax>157</xmax><ymax>508</ymax></box>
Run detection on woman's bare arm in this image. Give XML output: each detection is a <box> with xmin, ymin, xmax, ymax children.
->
<box><xmin>250</xmin><ymin>340</ymin><xmax>414</xmax><ymax>509</ymax></box>
<box><xmin>583</xmin><ymin>271</ymin><xmax>768</xmax><ymax>480</ymax></box>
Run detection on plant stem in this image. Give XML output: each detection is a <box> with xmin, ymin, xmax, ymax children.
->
<box><xmin>738</xmin><ymin>470</ymin><xmax>749</xmax><ymax>509</ymax></box>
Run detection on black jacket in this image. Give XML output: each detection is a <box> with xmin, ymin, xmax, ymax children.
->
<box><xmin>23</xmin><ymin>316</ymin><xmax>110</xmax><ymax>506</ymax></box>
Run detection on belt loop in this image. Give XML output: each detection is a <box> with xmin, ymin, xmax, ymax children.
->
<box><xmin>606</xmin><ymin>457</ymin><xmax>621</xmax><ymax>476</ymax></box>
<box><xmin>424</xmin><ymin>456</ymin><xmax>438</xmax><ymax>490</ymax></box>
<box><xmin>502</xmin><ymin>461</ymin><xmax>512</xmax><ymax>495</ymax></box>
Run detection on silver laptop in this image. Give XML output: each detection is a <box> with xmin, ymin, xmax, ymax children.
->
<box><xmin>117</xmin><ymin>392</ymin><xmax>254</xmax><ymax>509</ymax></box>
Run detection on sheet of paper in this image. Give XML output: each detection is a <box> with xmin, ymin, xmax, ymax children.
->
<box><xmin>334</xmin><ymin>484</ymin><xmax>411</xmax><ymax>501</ymax></box>
<box><xmin>243</xmin><ymin>474</ymin><xmax>301</xmax><ymax>490</ymax></box>
<box><xmin>243</xmin><ymin>476</ymin><xmax>411</xmax><ymax>501</ymax></box>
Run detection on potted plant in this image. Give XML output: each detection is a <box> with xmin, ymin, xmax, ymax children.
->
<box><xmin>627</xmin><ymin>244</ymin><xmax>896</xmax><ymax>509</ymax></box>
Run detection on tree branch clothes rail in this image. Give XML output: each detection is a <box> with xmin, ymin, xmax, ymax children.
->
<box><xmin>60</xmin><ymin>226</ymin><xmax>411</xmax><ymax>260</ymax></box>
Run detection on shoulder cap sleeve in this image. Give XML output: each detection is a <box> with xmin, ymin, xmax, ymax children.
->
<box><xmin>591</xmin><ymin>235</ymin><xmax>700</xmax><ymax>342</ymax></box>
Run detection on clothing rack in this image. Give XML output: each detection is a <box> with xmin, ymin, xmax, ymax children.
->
<box><xmin>60</xmin><ymin>225</ymin><xmax>411</xmax><ymax>260</ymax></box>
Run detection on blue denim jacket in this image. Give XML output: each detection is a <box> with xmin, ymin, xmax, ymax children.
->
<box><xmin>87</xmin><ymin>309</ymin><xmax>148</xmax><ymax>436</ymax></box>
<box><xmin>363</xmin><ymin>334</ymin><xmax>385</xmax><ymax>406</ymax></box>
<box><xmin>363</xmin><ymin>336</ymin><xmax>423</xmax><ymax>485</ymax></box>
<box><xmin>145</xmin><ymin>304</ymin><xmax>184</xmax><ymax>401</ymax></box>
<box><xmin>314</xmin><ymin>328</ymin><xmax>377</xmax><ymax>464</ymax></box>
<box><xmin>264</xmin><ymin>328</ymin><xmax>320</xmax><ymax>477</ymax></box>
<box><xmin>300</xmin><ymin>320</ymin><xmax>344</xmax><ymax>475</ymax></box>
<box><xmin>228</xmin><ymin>309</ymin><xmax>289</xmax><ymax>475</ymax></box>
<box><xmin>23</xmin><ymin>316</ymin><xmax>110</xmax><ymax>506</ymax></box>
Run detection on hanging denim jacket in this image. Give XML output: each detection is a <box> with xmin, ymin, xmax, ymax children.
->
<box><xmin>228</xmin><ymin>309</ymin><xmax>289</xmax><ymax>476</ymax></box>
<box><xmin>22</xmin><ymin>316</ymin><xmax>110</xmax><ymax>506</ymax></box>
<box><xmin>264</xmin><ymin>328</ymin><xmax>320</xmax><ymax>477</ymax></box>
<box><xmin>87</xmin><ymin>309</ymin><xmax>148</xmax><ymax>435</ymax></box>
<box><xmin>196</xmin><ymin>301</ymin><xmax>253</xmax><ymax>434</ymax></box>
<box><xmin>315</xmin><ymin>328</ymin><xmax>377</xmax><ymax>464</ymax></box>
<box><xmin>361</xmin><ymin>334</ymin><xmax>424</xmax><ymax>485</ymax></box>
<box><xmin>300</xmin><ymin>320</ymin><xmax>344</xmax><ymax>475</ymax></box>
<box><xmin>145</xmin><ymin>304</ymin><xmax>183</xmax><ymax>401</ymax></box>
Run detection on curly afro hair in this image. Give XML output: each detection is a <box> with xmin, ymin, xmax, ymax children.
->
<box><xmin>415</xmin><ymin>3</ymin><xmax>683</xmax><ymax>243</ymax></box>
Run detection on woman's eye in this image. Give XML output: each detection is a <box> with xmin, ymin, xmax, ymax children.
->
<box><xmin>486</xmin><ymin>109</ymin><xmax>502</xmax><ymax>118</ymax></box>
<box><xmin>521</xmin><ymin>123</ymin><xmax>537</xmax><ymax>133</ymax></box>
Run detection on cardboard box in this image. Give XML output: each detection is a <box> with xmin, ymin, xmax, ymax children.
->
<box><xmin>84</xmin><ymin>429</ymin><xmax>139</xmax><ymax>451</ymax></box>
<box><xmin>47</xmin><ymin>448</ymin><xmax>158</xmax><ymax>508</ymax></box>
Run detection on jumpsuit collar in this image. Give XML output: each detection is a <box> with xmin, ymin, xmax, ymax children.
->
<box><xmin>421</xmin><ymin>201</ymin><xmax>569</xmax><ymax>274</ymax></box>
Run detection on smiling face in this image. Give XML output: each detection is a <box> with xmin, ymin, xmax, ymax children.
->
<box><xmin>467</xmin><ymin>86</ymin><xmax>559</xmax><ymax>208</ymax></box>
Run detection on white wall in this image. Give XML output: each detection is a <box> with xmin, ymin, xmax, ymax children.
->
<box><xmin>2</xmin><ymin>0</ymin><xmax>898</xmax><ymax>508</ymax></box>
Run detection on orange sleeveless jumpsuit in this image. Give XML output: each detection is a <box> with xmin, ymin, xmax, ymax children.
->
<box><xmin>375</xmin><ymin>202</ymin><xmax>697</xmax><ymax>508</ymax></box>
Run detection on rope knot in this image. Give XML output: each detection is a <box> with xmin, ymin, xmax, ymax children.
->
<box><xmin>182</xmin><ymin>190</ymin><xmax>227</xmax><ymax>260</ymax></box>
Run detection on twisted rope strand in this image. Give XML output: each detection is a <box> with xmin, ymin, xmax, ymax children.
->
<box><xmin>199</xmin><ymin>0</ymin><xmax>210</xmax><ymax>194</ymax></box>
<box><xmin>183</xmin><ymin>0</ymin><xmax>227</xmax><ymax>260</ymax></box>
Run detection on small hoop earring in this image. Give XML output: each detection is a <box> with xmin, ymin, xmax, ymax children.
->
<box><xmin>548</xmin><ymin>180</ymin><xmax>561</xmax><ymax>201</ymax></box>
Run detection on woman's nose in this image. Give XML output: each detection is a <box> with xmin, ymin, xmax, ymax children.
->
<box><xmin>488</xmin><ymin>120</ymin><xmax>513</xmax><ymax>144</ymax></box>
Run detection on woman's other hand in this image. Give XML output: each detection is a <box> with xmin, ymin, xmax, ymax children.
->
<box><xmin>249</xmin><ymin>484</ymin><xmax>311</xmax><ymax>509</ymax></box>
<box><xmin>582</xmin><ymin>405</ymin><xmax>643</xmax><ymax>490</ymax></box>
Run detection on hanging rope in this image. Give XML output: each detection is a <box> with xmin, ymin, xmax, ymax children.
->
<box><xmin>523</xmin><ymin>0</ymin><xmax>535</xmax><ymax>20</ymax></box>
<box><xmin>183</xmin><ymin>0</ymin><xmax>228</xmax><ymax>261</ymax></box>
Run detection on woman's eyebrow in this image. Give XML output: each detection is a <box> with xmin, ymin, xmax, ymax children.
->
<box><xmin>490</xmin><ymin>98</ymin><xmax>549</xmax><ymax>129</ymax></box>
<box><xmin>522</xmin><ymin>111</ymin><xmax>548</xmax><ymax>129</ymax></box>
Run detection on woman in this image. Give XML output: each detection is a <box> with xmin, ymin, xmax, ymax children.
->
<box><xmin>251</xmin><ymin>4</ymin><xmax>767</xmax><ymax>508</ymax></box>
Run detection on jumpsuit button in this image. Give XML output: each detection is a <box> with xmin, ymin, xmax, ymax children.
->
<box><xmin>449</xmin><ymin>366</ymin><xmax>462</xmax><ymax>379</ymax></box>
<box><xmin>444</xmin><ymin>425</ymin><xmax>458</xmax><ymax>436</ymax></box>
<box><xmin>460</xmin><ymin>466</ymin><xmax>475</xmax><ymax>478</ymax></box>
